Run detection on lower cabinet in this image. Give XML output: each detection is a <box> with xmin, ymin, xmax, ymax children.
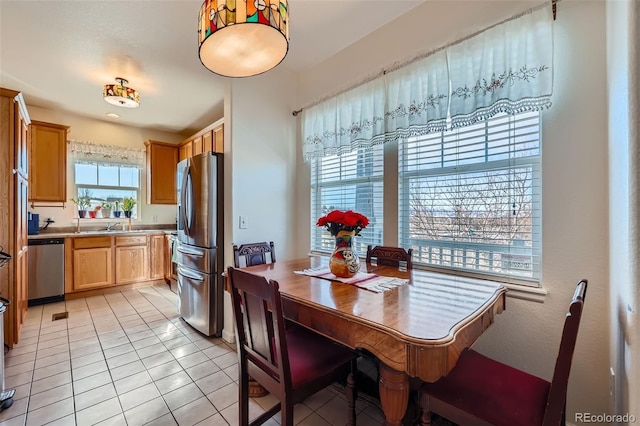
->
<box><xmin>68</xmin><ymin>233</ymin><xmax>168</xmax><ymax>294</ymax></box>
<box><xmin>73</xmin><ymin>247</ymin><xmax>113</xmax><ymax>290</ymax></box>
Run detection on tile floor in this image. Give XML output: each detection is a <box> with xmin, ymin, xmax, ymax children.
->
<box><xmin>0</xmin><ymin>285</ymin><xmax>389</xmax><ymax>426</ymax></box>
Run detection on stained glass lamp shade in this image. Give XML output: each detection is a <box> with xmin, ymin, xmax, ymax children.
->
<box><xmin>103</xmin><ymin>78</ymin><xmax>140</xmax><ymax>108</ymax></box>
<box><xmin>198</xmin><ymin>0</ymin><xmax>289</xmax><ymax>78</ymax></box>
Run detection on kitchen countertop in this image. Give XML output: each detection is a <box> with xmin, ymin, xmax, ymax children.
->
<box><xmin>28</xmin><ymin>228</ymin><xmax>177</xmax><ymax>239</ymax></box>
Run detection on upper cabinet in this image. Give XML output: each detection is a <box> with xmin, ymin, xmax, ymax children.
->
<box><xmin>29</xmin><ymin>120</ymin><xmax>69</xmax><ymax>204</ymax></box>
<box><xmin>178</xmin><ymin>119</ymin><xmax>223</xmax><ymax>161</ymax></box>
<box><xmin>145</xmin><ymin>140</ymin><xmax>179</xmax><ymax>205</ymax></box>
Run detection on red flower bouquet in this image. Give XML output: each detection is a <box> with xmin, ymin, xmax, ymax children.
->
<box><xmin>316</xmin><ymin>210</ymin><xmax>369</xmax><ymax>236</ymax></box>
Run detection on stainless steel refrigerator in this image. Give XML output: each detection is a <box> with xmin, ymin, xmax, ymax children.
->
<box><xmin>176</xmin><ymin>152</ymin><xmax>224</xmax><ymax>336</ymax></box>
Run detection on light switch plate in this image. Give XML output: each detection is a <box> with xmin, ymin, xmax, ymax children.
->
<box><xmin>239</xmin><ymin>216</ymin><xmax>248</xmax><ymax>229</ymax></box>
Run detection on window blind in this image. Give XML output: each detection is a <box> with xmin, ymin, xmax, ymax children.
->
<box><xmin>398</xmin><ymin>111</ymin><xmax>541</xmax><ymax>283</ymax></box>
<box><xmin>311</xmin><ymin>145</ymin><xmax>384</xmax><ymax>255</ymax></box>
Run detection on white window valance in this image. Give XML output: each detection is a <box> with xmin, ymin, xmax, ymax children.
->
<box><xmin>302</xmin><ymin>1</ymin><xmax>553</xmax><ymax>161</ymax></box>
<box><xmin>69</xmin><ymin>140</ymin><xmax>146</xmax><ymax>168</ymax></box>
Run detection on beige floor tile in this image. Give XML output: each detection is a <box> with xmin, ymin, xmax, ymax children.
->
<box><xmin>169</xmin><ymin>343</ymin><xmax>199</xmax><ymax>360</ymax></box>
<box><xmin>126</xmin><ymin>329</ymin><xmax>155</xmax><ymax>342</ymax></box>
<box><xmin>194</xmin><ymin>413</ymin><xmax>229</xmax><ymax>425</ymax></box>
<box><xmin>145</xmin><ymin>413</ymin><xmax>178</xmax><ymax>426</ymax></box>
<box><xmin>31</xmin><ymin>370</ymin><xmax>72</xmax><ymax>395</ymax></box>
<box><xmin>42</xmin><ymin>413</ymin><xmax>75</xmax><ymax>426</ymax></box>
<box><xmin>106</xmin><ymin>350</ymin><xmax>140</xmax><ymax>370</ymax></box>
<box><xmin>154</xmin><ymin>371</ymin><xmax>193</xmax><ymax>395</ymax></box>
<box><xmin>176</xmin><ymin>351</ymin><xmax>209</xmax><ymax>370</ymax></box>
<box><xmin>220</xmin><ymin>399</ymin><xmax>267</xmax><ymax>425</ymax></box>
<box><xmin>162</xmin><ymin>335</ymin><xmax>191</xmax><ymax>350</ymax></box>
<box><xmin>132</xmin><ymin>336</ymin><xmax>161</xmax><ymax>350</ymax></box>
<box><xmin>0</xmin><ymin>397</ymin><xmax>28</xmax><ymax>422</ymax></box>
<box><xmin>94</xmin><ymin>413</ymin><xmax>126</xmax><ymax>426</ymax></box>
<box><xmin>75</xmin><ymin>396</ymin><xmax>123</xmax><ymax>425</ymax></box>
<box><xmin>4</xmin><ymin>360</ymin><xmax>34</xmax><ymax>378</ymax></box>
<box><xmin>0</xmin><ymin>414</ymin><xmax>26</xmax><ymax>426</ymax></box>
<box><xmin>118</xmin><ymin>383</ymin><xmax>160</xmax><ymax>411</ymax></box>
<box><xmin>123</xmin><ymin>396</ymin><xmax>170</xmax><ymax>426</ymax></box>
<box><xmin>162</xmin><ymin>382</ymin><xmax>205</xmax><ymax>411</ymax></box>
<box><xmin>74</xmin><ymin>382</ymin><xmax>117</xmax><ymax>411</ymax></box>
<box><xmin>223</xmin><ymin>363</ymin><xmax>238</xmax><ymax>381</ymax></box>
<box><xmin>72</xmin><ymin>371</ymin><xmax>112</xmax><ymax>395</ymax></box>
<box><xmin>114</xmin><ymin>371</ymin><xmax>152</xmax><ymax>395</ymax></box>
<box><xmin>35</xmin><ymin>351</ymin><xmax>70</xmax><ymax>370</ymax></box>
<box><xmin>37</xmin><ymin>344</ymin><xmax>69</xmax><ymax>360</ymax></box>
<box><xmin>38</xmin><ymin>329</ymin><xmax>68</xmax><ymax>343</ymax></box>
<box><xmin>25</xmin><ymin>396</ymin><xmax>74</xmax><ymax>426</ymax></box>
<box><xmin>211</xmin><ymin>352</ymin><xmax>237</xmax><ymax>370</ymax></box>
<box><xmin>67</xmin><ymin>330</ymin><xmax>97</xmax><ymax>343</ymax></box>
<box><xmin>314</xmin><ymin>395</ymin><xmax>353</xmax><ymax>426</ymax></box>
<box><xmin>206</xmin><ymin>382</ymin><xmax>238</xmax><ymax>411</ymax></box>
<box><xmin>6</xmin><ymin>343</ymin><xmax>37</xmax><ymax>358</ymax></box>
<box><xmin>109</xmin><ymin>360</ymin><xmax>146</xmax><ymax>381</ymax></box>
<box><xmin>99</xmin><ymin>336</ymin><xmax>129</xmax><ymax>350</ymax></box>
<box><xmin>171</xmin><ymin>396</ymin><xmax>217</xmax><ymax>426</ymax></box>
<box><xmin>5</xmin><ymin>371</ymin><xmax>33</xmax><ymax>389</ymax></box>
<box><xmin>70</xmin><ymin>350</ymin><xmax>104</xmax><ymax>369</ymax></box>
<box><xmin>72</xmin><ymin>359</ymin><xmax>108</xmax><ymax>380</ymax></box>
<box><xmin>185</xmin><ymin>360</ymin><xmax>220</xmax><ymax>382</ymax></box>
<box><xmin>135</xmin><ymin>342</ymin><xmax>167</xmax><ymax>359</ymax></box>
<box><xmin>103</xmin><ymin>342</ymin><xmax>135</xmax><ymax>359</ymax></box>
<box><xmin>147</xmin><ymin>360</ymin><xmax>184</xmax><ymax>381</ymax></box>
<box><xmin>195</xmin><ymin>370</ymin><xmax>233</xmax><ymax>395</ymax></box>
<box><xmin>141</xmin><ymin>351</ymin><xmax>175</xmax><ymax>370</ymax></box>
<box><xmin>32</xmin><ymin>360</ymin><xmax>71</xmax><ymax>381</ymax></box>
<box><xmin>28</xmin><ymin>383</ymin><xmax>73</xmax><ymax>411</ymax></box>
<box><xmin>5</xmin><ymin>352</ymin><xmax>36</xmax><ymax>368</ymax></box>
<box><xmin>202</xmin><ymin>344</ymin><xmax>233</xmax><ymax>360</ymax></box>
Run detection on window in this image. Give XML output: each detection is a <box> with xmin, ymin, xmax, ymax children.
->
<box><xmin>311</xmin><ymin>145</ymin><xmax>384</xmax><ymax>255</ymax></box>
<box><xmin>74</xmin><ymin>162</ymin><xmax>140</xmax><ymax>218</ymax></box>
<box><xmin>398</xmin><ymin>112</ymin><xmax>541</xmax><ymax>283</ymax></box>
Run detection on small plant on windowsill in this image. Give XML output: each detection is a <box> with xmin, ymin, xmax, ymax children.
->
<box><xmin>70</xmin><ymin>196</ymin><xmax>91</xmax><ymax>218</ymax></box>
<box><xmin>122</xmin><ymin>197</ymin><xmax>136</xmax><ymax>219</ymax></box>
<box><xmin>112</xmin><ymin>201</ymin><xmax>122</xmax><ymax>218</ymax></box>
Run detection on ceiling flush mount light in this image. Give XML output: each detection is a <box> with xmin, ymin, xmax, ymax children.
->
<box><xmin>198</xmin><ymin>0</ymin><xmax>289</xmax><ymax>78</ymax></box>
<box><xmin>103</xmin><ymin>77</ymin><xmax>140</xmax><ymax>108</ymax></box>
<box><xmin>106</xmin><ymin>112</ymin><xmax>120</xmax><ymax>119</ymax></box>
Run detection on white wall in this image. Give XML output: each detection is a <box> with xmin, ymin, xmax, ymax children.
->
<box><xmin>220</xmin><ymin>67</ymin><xmax>298</xmax><ymax>342</ymax></box>
<box><xmin>296</xmin><ymin>0</ymin><xmax>611</xmax><ymax>422</ymax></box>
<box><xmin>27</xmin><ymin>106</ymin><xmax>185</xmax><ymax>227</ymax></box>
<box><xmin>607</xmin><ymin>0</ymin><xmax>639</xmax><ymax>422</ymax></box>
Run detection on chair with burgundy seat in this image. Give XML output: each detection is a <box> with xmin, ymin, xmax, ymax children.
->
<box><xmin>420</xmin><ymin>279</ymin><xmax>588</xmax><ymax>426</ymax></box>
<box><xmin>227</xmin><ymin>267</ymin><xmax>358</xmax><ymax>426</ymax></box>
<box><xmin>233</xmin><ymin>241</ymin><xmax>276</xmax><ymax>268</ymax></box>
<box><xmin>366</xmin><ymin>245</ymin><xmax>413</xmax><ymax>269</ymax></box>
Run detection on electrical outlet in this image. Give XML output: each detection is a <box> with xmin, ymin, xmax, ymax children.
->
<box><xmin>239</xmin><ymin>216</ymin><xmax>248</xmax><ymax>229</ymax></box>
<box><xmin>152</xmin><ymin>215</ymin><xmax>158</xmax><ymax>223</ymax></box>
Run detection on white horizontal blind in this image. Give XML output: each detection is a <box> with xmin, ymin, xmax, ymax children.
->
<box><xmin>398</xmin><ymin>112</ymin><xmax>541</xmax><ymax>283</ymax></box>
<box><xmin>311</xmin><ymin>146</ymin><xmax>384</xmax><ymax>255</ymax></box>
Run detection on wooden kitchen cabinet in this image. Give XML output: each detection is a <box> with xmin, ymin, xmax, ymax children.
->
<box><xmin>72</xmin><ymin>236</ymin><xmax>113</xmax><ymax>291</ymax></box>
<box><xmin>179</xmin><ymin>118</ymin><xmax>224</xmax><ymax>161</ymax></box>
<box><xmin>29</xmin><ymin>120</ymin><xmax>69</xmax><ymax>204</ymax></box>
<box><xmin>115</xmin><ymin>235</ymin><xmax>148</xmax><ymax>284</ymax></box>
<box><xmin>179</xmin><ymin>142</ymin><xmax>193</xmax><ymax>161</ymax></box>
<box><xmin>202</xmin><ymin>131</ymin><xmax>213</xmax><ymax>153</ymax></box>
<box><xmin>145</xmin><ymin>140</ymin><xmax>178</xmax><ymax>204</ymax></box>
<box><xmin>149</xmin><ymin>234</ymin><xmax>165</xmax><ymax>280</ymax></box>
<box><xmin>192</xmin><ymin>136</ymin><xmax>203</xmax><ymax>156</ymax></box>
<box><xmin>0</xmin><ymin>87</ymin><xmax>30</xmax><ymax>347</ymax></box>
<box><xmin>213</xmin><ymin>123</ymin><xmax>224</xmax><ymax>153</ymax></box>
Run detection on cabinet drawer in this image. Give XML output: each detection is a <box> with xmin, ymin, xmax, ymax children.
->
<box><xmin>74</xmin><ymin>236</ymin><xmax>111</xmax><ymax>249</ymax></box>
<box><xmin>115</xmin><ymin>235</ymin><xmax>148</xmax><ymax>246</ymax></box>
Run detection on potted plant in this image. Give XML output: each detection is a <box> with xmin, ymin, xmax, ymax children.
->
<box><xmin>71</xmin><ymin>196</ymin><xmax>91</xmax><ymax>218</ymax></box>
<box><xmin>112</xmin><ymin>200</ymin><xmax>122</xmax><ymax>218</ymax></box>
<box><xmin>122</xmin><ymin>197</ymin><xmax>136</xmax><ymax>218</ymax></box>
<box><xmin>88</xmin><ymin>205</ymin><xmax>101</xmax><ymax>219</ymax></box>
<box><xmin>101</xmin><ymin>201</ymin><xmax>112</xmax><ymax>218</ymax></box>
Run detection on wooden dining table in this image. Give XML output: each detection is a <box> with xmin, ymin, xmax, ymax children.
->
<box><xmin>242</xmin><ymin>256</ymin><xmax>507</xmax><ymax>426</ymax></box>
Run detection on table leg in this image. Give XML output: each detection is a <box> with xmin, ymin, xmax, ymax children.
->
<box><xmin>378</xmin><ymin>363</ymin><xmax>410</xmax><ymax>426</ymax></box>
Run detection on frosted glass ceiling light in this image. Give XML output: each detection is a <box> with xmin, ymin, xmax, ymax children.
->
<box><xmin>198</xmin><ymin>0</ymin><xmax>289</xmax><ymax>78</ymax></box>
<box><xmin>103</xmin><ymin>77</ymin><xmax>140</xmax><ymax>108</ymax></box>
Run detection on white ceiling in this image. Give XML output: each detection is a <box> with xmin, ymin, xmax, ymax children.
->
<box><xmin>0</xmin><ymin>0</ymin><xmax>424</xmax><ymax>136</ymax></box>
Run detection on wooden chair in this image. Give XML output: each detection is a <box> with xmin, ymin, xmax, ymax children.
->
<box><xmin>420</xmin><ymin>279</ymin><xmax>588</xmax><ymax>426</ymax></box>
<box><xmin>366</xmin><ymin>245</ymin><xmax>413</xmax><ymax>269</ymax></box>
<box><xmin>232</xmin><ymin>241</ymin><xmax>276</xmax><ymax>397</ymax></box>
<box><xmin>233</xmin><ymin>241</ymin><xmax>276</xmax><ymax>268</ymax></box>
<box><xmin>228</xmin><ymin>267</ymin><xmax>358</xmax><ymax>426</ymax></box>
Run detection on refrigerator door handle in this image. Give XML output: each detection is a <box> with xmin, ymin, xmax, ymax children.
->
<box><xmin>177</xmin><ymin>246</ymin><xmax>204</xmax><ymax>257</ymax></box>
<box><xmin>178</xmin><ymin>267</ymin><xmax>204</xmax><ymax>282</ymax></box>
<box><xmin>180</xmin><ymin>163</ymin><xmax>190</xmax><ymax>235</ymax></box>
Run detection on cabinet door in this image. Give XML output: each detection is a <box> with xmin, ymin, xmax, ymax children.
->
<box><xmin>185</xmin><ymin>142</ymin><xmax>193</xmax><ymax>159</ymax></box>
<box><xmin>192</xmin><ymin>136</ymin><xmax>203</xmax><ymax>156</ymax></box>
<box><xmin>179</xmin><ymin>144</ymin><xmax>188</xmax><ymax>161</ymax></box>
<box><xmin>146</xmin><ymin>142</ymin><xmax>178</xmax><ymax>204</ymax></box>
<box><xmin>115</xmin><ymin>245</ymin><xmax>149</xmax><ymax>284</ymax></box>
<box><xmin>29</xmin><ymin>121</ymin><xmax>68</xmax><ymax>202</ymax></box>
<box><xmin>202</xmin><ymin>131</ymin><xmax>213</xmax><ymax>153</ymax></box>
<box><xmin>73</xmin><ymin>247</ymin><xmax>113</xmax><ymax>290</ymax></box>
<box><xmin>213</xmin><ymin>124</ymin><xmax>224</xmax><ymax>153</ymax></box>
<box><xmin>164</xmin><ymin>235</ymin><xmax>172</xmax><ymax>281</ymax></box>
<box><xmin>149</xmin><ymin>234</ymin><xmax>165</xmax><ymax>280</ymax></box>
<box><xmin>15</xmin><ymin>101</ymin><xmax>29</xmax><ymax>178</ymax></box>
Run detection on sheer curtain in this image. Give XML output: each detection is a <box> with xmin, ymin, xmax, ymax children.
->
<box><xmin>301</xmin><ymin>1</ymin><xmax>553</xmax><ymax>161</ymax></box>
<box><xmin>69</xmin><ymin>140</ymin><xmax>146</xmax><ymax>168</ymax></box>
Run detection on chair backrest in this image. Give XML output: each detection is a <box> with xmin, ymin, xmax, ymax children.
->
<box><xmin>366</xmin><ymin>244</ymin><xmax>413</xmax><ymax>269</ymax></box>
<box><xmin>227</xmin><ymin>266</ymin><xmax>292</xmax><ymax>394</ymax></box>
<box><xmin>543</xmin><ymin>279</ymin><xmax>588</xmax><ymax>425</ymax></box>
<box><xmin>233</xmin><ymin>241</ymin><xmax>276</xmax><ymax>268</ymax></box>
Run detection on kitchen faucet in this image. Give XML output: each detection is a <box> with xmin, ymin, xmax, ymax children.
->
<box><xmin>105</xmin><ymin>222</ymin><xmax>114</xmax><ymax>231</ymax></box>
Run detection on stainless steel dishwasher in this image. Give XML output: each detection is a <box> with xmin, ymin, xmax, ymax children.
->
<box><xmin>28</xmin><ymin>238</ymin><xmax>65</xmax><ymax>306</ymax></box>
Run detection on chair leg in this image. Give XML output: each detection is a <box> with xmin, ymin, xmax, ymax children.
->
<box><xmin>419</xmin><ymin>394</ymin><xmax>433</xmax><ymax>426</ymax></box>
<box><xmin>239</xmin><ymin>367</ymin><xmax>250</xmax><ymax>426</ymax></box>
<box><xmin>346</xmin><ymin>359</ymin><xmax>358</xmax><ymax>426</ymax></box>
<box><xmin>281</xmin><ymin>399</ymin><xmax>295</xmax><ymax>426</ymax></box>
